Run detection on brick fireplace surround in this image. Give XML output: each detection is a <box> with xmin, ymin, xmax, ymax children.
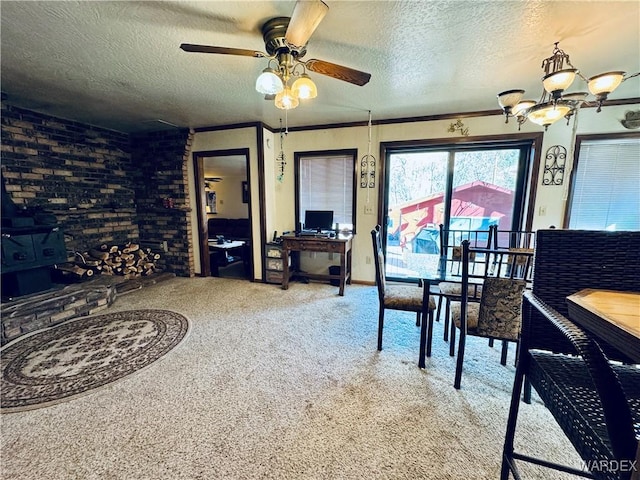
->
<box><xmin>1</xmin><ymin>101</ymin><xmax>197</xmax><ymax>342</ymax></box>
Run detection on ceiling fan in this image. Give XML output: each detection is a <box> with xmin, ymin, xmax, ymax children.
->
<box><xmin>180</xmin><ymin>0</ymin><xmax>371</xmax><ymax>109</ymax></box>
<box><xmin>204</xmin><ymin>177</ymin><xmax>222</xmax><ymax>189</ymax></box>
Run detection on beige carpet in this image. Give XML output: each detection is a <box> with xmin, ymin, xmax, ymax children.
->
<box><xmin>1</xmin><ymin>277</ymin><xmax>582</xmax><ymax>479</ymax></box>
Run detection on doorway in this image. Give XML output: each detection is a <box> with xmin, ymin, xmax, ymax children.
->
<box><xmin>193</xmin><ymin>149</ymin><xmax>252</xmax><ymax>279</ymax></box>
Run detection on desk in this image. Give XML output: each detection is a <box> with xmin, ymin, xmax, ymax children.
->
<box><xmin>281</xmin><ymin>234</ymin><xmax>353</xmax><ymax>296</ymax></box>
<box><xmin>567</xmin><ymin>289</ymin><xmax>640</xmax><ymax>363</ymax></box>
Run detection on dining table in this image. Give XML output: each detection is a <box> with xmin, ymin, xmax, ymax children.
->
<box><xmin>566</xmin><ymin>289</ymin><xmax>640</xmax><ymax>363</ymax></box>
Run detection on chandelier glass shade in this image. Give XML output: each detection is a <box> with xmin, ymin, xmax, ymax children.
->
<box><xmin>497</xmin><ymin>42</ymin><xmax>637</xmax><ymax>130</ymax></box>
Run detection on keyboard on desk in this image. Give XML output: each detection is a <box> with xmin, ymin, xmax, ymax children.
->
<box><xmin>298</xmin><ymin>231</ymin><xmax>332</xmax><ymax>238</ymax></box>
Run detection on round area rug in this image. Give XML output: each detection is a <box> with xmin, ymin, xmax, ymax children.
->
<box><xmin>1</xmin><ymin>309</ymin><xmax>189</xmax><ymax>413</ymax></box>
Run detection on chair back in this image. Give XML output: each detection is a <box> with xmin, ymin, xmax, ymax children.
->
<box><xmin>439</xmin><ymin>223</ymin><xmax>493</xmax><ymax>254</ymax></box>
<box><xmin>532</xmin><ymin>229</ymin><xmax>640</xmax><ymax>316</ymax></box>
<box><xmin>439</xmin><ymin>223</ymin><xmax>494</xmax><ymax>276</ymax></box>
<box><xmin>491</xmin><ymin>225</ymin><xmax>536</xmax><ymax>250</ymax></box>
<box><xmin>371</xmin><ymin>225</ymin><xmax>386</xmax><ymax>300</ymax></box>
<box><xmin>527</xmin><ymin>229</ymin><xmax>640</xmax><ymax>359</ymax></box>
<box><xmin>459</xmin><ymin>239</ymin><xmax>532</xmax><ymax>339</ymax></box>
<box><xmin>476</xmin><ymin>277</ymin><xmax>526</xmax><ymax>339</ymax></box>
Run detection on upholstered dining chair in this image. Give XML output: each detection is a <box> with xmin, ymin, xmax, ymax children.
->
<box><xmin>449</xmin><ymin>240</ymin><xmax>529</xmax><ymax>389</ymax></box>
<box><xmin>371</xmin><ymin>225</ymin><xmax>437</xmax><ymax>353</ymax></box>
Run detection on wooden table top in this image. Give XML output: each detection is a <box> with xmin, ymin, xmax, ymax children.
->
<box><xmin>566</xmin><ymin>289</ymin><xmax>640</xmax><ymax>362</ymax></box>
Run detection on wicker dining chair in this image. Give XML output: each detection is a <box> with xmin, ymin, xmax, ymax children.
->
<box><xmin>371</xmin><ymin>225</ymin><xmax>437</xmax><ymax>353</ymax></box>
<box><xmin>501</xmin><ymin>229</ymin><xmax>640</xmax><ymax>480</ymax></box>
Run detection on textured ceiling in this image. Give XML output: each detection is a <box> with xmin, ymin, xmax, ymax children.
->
<box><xmin>1</xmin><ymin>1</ymin><xmax>639</xmax><ymax>133</ymax></box>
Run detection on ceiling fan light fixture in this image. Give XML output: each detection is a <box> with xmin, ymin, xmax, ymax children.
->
<box><xmin>275</xmin><ymin>86</ymin><xmax>299</xmax><ymax>110</ymax></box>
<box><xmin>256</xmin><ymin>68</ymin><xmax>284</xmax><ymax>95</ymax></box>
<box><xmin>291</xmin><ymin>74</ymin><xmax>317</xmax><ymax>99</ymax></box>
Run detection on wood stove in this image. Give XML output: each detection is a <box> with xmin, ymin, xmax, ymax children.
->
<box><xmin>1</xmin><ymin>176</ymin><xmax>67</xmax><ymax>298</ymax></box>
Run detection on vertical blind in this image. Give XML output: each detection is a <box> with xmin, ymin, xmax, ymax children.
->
<box><xmin>569</xmin><ymin>137</ymin><xmax>640</xmax><ymax>231</ymax></box>
<box><xmin>298</xmin><ymin>154</ymin><xmax>354</xmax><ymax>229</ymax></box>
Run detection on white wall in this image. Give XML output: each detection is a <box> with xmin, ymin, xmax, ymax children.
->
<box><xmin>205</xmin><ymin>176</ymin><xmax>248</xmax><ymax>218</ymax></box>
<box><xmin>188</xmin><ymin>103</ymin><xmax>639</xmax><ymax>283</ymax></box>
<box><xmin>187</xmin><ymin>127</ymin><xmax>262</xmax><ymax>278</ymax></box>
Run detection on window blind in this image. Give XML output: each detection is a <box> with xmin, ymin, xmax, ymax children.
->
<box><xmin>299</xmin><ymin>154</ymin><xmax>354</xmax><ymax>229</ymax></box>
<box><xmin>569</xmin><ymin>138</ymin><xmax>640</xmax><ymax>231</ymax></box>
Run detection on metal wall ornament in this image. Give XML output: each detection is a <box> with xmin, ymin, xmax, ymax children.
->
<box><xmin>448</xmin><ymin>119</ymin><xmax>469</xmax><ymax>136</ymax></box>
<box><xmin>360</xmin><ymin>155</ymin><xmax>375</xmax><ymax>188</ymax></box>
<box><xmin>542</xmin><ymin>145</ymin><xmax>567</xmax><ymax>186</ymax></box>
<box><xmin>276</xmin><ymin>119</ymin><xmax>287</xmax><ymax>183</ymax></box>
<box><xmin>360</xmin><ymin>111</ymin><xmax>376</xmax><ymax>188</ymax></box>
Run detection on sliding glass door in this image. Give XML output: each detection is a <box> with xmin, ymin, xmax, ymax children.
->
<box><xmin>383</xmin><ymin>141</ymin><xmax>532</xmax><ymax>281</ymax></box>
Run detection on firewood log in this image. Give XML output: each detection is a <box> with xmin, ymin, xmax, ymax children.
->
<box><xmin>55</xmin><ymin>263</ymin><xmax>94</xmax><ymax>278</ymax></box>
<box><xmin>123</xmin><ymin>244</ymin><xmax>140</xmax><ymax>253</ymax></box>
<box><xmin>89</xmin><ymin>248</ymin><xmax>110</xmax><ymax>260</ymax></box>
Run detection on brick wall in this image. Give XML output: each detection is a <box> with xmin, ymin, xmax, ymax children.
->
<box><xmin>1</xmin><ymin>102</ymin><xmax>138</xmax><ymax>253</ymax></box>
<box><xmin>131</xmin><ymin>130</ymin><xmax>195</xmax><ymax>277</ymax></box>
<box><xmin>1</xmin><ymin>102</ymin><xmax>196</xmax><ymax>277</ymax></box>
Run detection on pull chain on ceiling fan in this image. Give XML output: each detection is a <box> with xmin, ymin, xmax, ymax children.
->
<box><xmin>180</xmin><ymin>0</ymin><xmax>371</xmax><ymax>110</ymax></box>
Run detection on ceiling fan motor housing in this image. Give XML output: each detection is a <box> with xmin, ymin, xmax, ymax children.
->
<box><xmin>261</xmin><ymin>17</ymin><xmax>306</xmax><ymax>58</ymax></box>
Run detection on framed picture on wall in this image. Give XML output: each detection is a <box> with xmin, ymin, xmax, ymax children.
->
<box><xmin>207</xmin><ymin>191</ymin><xmax>217</xmax><ymax>214</ymax></box>
<box><xmin>242</xmin><ymin>181</ymin><xmax>248</xmax><ymax>203</ymax></box>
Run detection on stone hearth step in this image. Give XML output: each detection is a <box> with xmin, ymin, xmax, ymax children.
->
<box><xmin>1</xmin><ymin>272</ymin><xmax>176</xmax><ymax>345</ymax></box>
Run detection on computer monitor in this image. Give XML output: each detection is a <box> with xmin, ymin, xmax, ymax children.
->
<box><xmin>304</xmin><ymin>210</ymin><xmax>334</xmax><ymax>232</ymax></box>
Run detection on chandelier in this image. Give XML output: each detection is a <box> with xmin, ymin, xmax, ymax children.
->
<box><xmin>255</xmin><ymin>52</ymin><xmax>318</xmax><ymax>110</ymax></box>
<box><xmin>497</xmin><ymin>42</ymin><xmax>638</xmax><ymax>130</ymax></box>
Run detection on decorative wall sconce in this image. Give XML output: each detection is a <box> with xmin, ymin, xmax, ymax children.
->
<box><xmin>542</xmin><ymin>145</ymin><xmax>566</xmax><ymax>186</ymax></box>
<box><xmin>360</xmin><ymin>154</ymin><xmax>375</xmax><ymax>188</ymax></box>
<box><xmin>360</xmin><ymin>111</ymin><xmax>376</xmax><ymax>188</ymax></box>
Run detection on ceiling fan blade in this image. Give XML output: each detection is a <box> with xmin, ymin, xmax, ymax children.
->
<box><xmin>285</xmin><ymin>0</ymin><xmax>329</xmax><ymax>49</ymax></box>
<box><xmin>305</xmin><ymin>59</ymin><xmax>371</xmax><ymax>86</ymax></box>
<box><xmin>180</xmin><ymin>44</ymin><xmax>266</xmax><ymax>58</ymax></box>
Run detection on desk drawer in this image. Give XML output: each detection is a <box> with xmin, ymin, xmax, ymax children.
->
<box><xmin>295</xmin><ymin>241</ymin><xmax>343</xmax><ymax>252</ymax></box>
<box><xmin>266</xmin><ymin>257</ymin><xmax>290</xmax><ymax>271</ymax></box>
<box><xmin>265</xmin><ymin>270</ymin><xmax>284</xmax><ymax>284</ymax></box>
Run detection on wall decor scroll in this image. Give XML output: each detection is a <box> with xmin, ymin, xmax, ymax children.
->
<box><xmin>542</xmin><ymin>145</ymin><xmax>567</xmax><ymax>186</ymax></box>
<box><xmin>360</xmin><ymin>155</ymin><xmax>375</xmax><ymax>188</ymax></box>
<box><xmin>360</xmin><ymin>111</ymin><xmax>376</xmax><ymax>188</ymax></box>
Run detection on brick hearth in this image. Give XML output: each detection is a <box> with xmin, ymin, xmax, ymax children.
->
<box><xmin>1</xmin><ymin>272</ymin><xmax>175</xmax><ymax>345</ymax></box>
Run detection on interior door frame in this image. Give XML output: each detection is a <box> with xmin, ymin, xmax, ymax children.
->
<box><xmin>193</xmin><ymin>148</ymin><xmax>251</xmax><ymax>278</ymax></box>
